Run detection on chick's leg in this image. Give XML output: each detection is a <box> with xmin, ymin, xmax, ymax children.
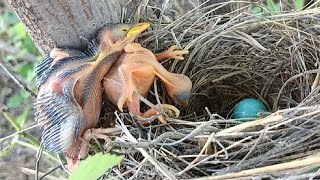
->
<box><xmin>146</xmin><ymin>59</ymin><xmax>192</xmax><ymax>108</ymax></box>
<box><xmin>117</xmin><ymin>63</ymin><xmax>154</xmax><ymax>111</ymax></box>
<box><xmin>139</xmin><ymin>104</ymin><xmax>180</xmax><ymax>124</ymax></box>
<box><xmin>78</xmin><ymin>127</ymin><xmax>121</xmax><ymax>160</ymax></box>
<box><xmin>117</xmin><ymin>63</ymin><xmax>181</xmax><ymax>124</ymax></box>
<box><xmin>127</xmin><ymin>93</ymin><xmax>180</xmax><ymax>124</ymax></box>
<box><xmin>126</xmin><ymin>94</ymin><xmax>161</xmax><ymax>124</ymax></box>
<box><xmin>154</xmin><ymin>45</ymin><xmax>189</xmax><ymax>61</ymax></box>
<box><xmin>66</xmin><ymin>127</ymin><xmax>120</xmax><ymax>171</ymax></box>
<box><xmin>117</xmin><ymin>64</ymin><xmax>134</xmax><ymax>112</ymax></box>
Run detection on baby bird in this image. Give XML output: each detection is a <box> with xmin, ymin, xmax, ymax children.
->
<box><xmin>103</xmin><ymin>43</ymin><xmax>191</xmax><ymax>124</ymax></box>
<box><xmin>35</xmin><ymin>23</ymin><xmax>150</xmax><ymax>171</ymax></box>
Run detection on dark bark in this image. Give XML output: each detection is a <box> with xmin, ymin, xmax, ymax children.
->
<box><xmin>7</xmin><ymin>0</ymin><xmax>125</xmax><ymax>54</ymax></box>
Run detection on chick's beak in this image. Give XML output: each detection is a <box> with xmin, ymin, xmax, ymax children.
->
<box><xmin>126</xmin><ymin>22</ymin><xmax>150</xmax><ymax>38</ymax></box>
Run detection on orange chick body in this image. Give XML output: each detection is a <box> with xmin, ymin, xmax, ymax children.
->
<box><xmin>103</xmin><ymin>43</ymin><xmax>192</xmax><ymax>122</ymax></box>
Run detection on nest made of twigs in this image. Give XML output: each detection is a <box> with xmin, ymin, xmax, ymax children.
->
<box><xmin>97</xmin><ymin>1</ymin><xmax>320</xmax><ymax>180</ymax></box>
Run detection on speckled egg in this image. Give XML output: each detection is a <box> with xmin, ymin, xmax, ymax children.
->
<box><xmin>232</xmin><ymin>98</ymin><xmax>267</xmax><ymax>120</ymax></box>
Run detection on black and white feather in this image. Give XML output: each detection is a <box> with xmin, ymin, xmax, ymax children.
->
<box><xmin>35</xmin><ymin>78</ymin><xmax>83</xmax><ymax>153</ymax></box>
<box><xmin>34</xmin><ymin>45</ymin><xmax>99</xmax><ymax>153</ymax></box>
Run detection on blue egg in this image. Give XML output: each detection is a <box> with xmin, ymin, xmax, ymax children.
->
<box><xmin>232</xmin><ymin>98</ymin><xmax>267</xmax><ymax>120</ymax></box>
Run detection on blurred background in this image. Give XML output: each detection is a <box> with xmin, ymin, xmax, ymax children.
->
<box><xmin>0</xmin><ymin>0</ymin><xmax>314</xmax><ymax>179</ymax></box>
<box><xmin>0</xmin><ymin>0</ymin><xmax>42</xmax><ymax>179</ymax></box>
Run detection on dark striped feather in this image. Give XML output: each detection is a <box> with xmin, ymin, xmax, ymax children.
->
<box><xmin>56</xmin><ymin>64</ymin><xmax>88</xmax><ymax>80</ymax></box>
<box><xmin>35</xmin><ymin>54</ymin><xmax>53</xmax><ymax>80</ymax></box>
<box><xmin>35</xmin><ymin>79</ymin><xmax>82</xmax><ymax>153</ymax></box>
<box><xmin>38</xmin><ymin>55</ymin><xmax>91</xmax><ymax>86</ymax></box>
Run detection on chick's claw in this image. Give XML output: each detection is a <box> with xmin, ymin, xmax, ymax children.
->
<box><xmin>78</xmin><ymin>127</ymin><xmax>121</xmax><ymax>158</ymax></box>
<box><xmin>160</xmin><ymin>104</ymin><xmax>180</xmax><ymax>117</ymax></box>
<box><xmin>83</xmin><ymin>127</ymin><xmax>121</xmax><ymax>141</ymax></box>
<box><xmin>155</xmin><ymin>45</ymin><xmax>189</xmax><ymax>61</ymax></box>
<box><xmin>67</xmin><ymin>127</ymin><xmax>121</xmax><ymax>171</ymax></box>
<box><xmin>157</xmin><ymin>104</ymin><xmax>180</xmax><ymax>125</ymax></box>
<box><xmin>132</xmin><ymin>103</ymin><xmax>180</xmax><ymax>125</ymax></box>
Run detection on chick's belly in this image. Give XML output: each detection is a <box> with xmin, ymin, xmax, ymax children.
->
<box><xmin>133</xmin><ymin>72</ymin><xmax>155</xmax><ymax>95</ymax></box>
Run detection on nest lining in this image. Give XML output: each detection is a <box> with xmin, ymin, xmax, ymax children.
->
<box><xmin>97</xmin><ymin>2</ymin><xmax>320</xmax><ymax>180</ymax></box>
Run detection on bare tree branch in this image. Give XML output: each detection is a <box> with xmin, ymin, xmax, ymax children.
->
<box><xmin>0</xmin><ymin>60</ymin><xmax>36</xmax><ymax>97</ymax></box>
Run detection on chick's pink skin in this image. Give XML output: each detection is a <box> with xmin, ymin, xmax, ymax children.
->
<box><xmin>103</xmin><ymin>43</ymin><xmax>191</xmax><ymax>121</ymax></box>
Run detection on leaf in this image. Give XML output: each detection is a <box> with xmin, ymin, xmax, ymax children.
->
<box><xmin>23</xmin><ymin>36</ymin><xmax>38</xmax><ymax>54</ymax></box>
<box><xmin>17</xmin><ymin>64</ymin><xmax>34</xmax><ymax>78</ymax></box>
<box><xmin>250</xmin><ymin>6</ymin><xmax>262</xmax><ymax>14</ymax></box>
<box><xmin>265</xmin><ymin>0</ymin><xmax>281</xmax><ymax>14</ymax></box>
<box><xmin>19</xmin><ymin>90</ymin><xmax>30</xmax><ymax>100</ymax></box>
<box><xmin>68</xmin><ymin>153</ymin><xmax>124</xmax><ymax>180</ymax></box>
<box><xmin>3</xmin><ymin>11</ymin><xmax>20</xmax><ymax>26</ymax></box>
<box><xmin>4</xmin><ymin>54</ymin><xmax>16</xmax><ymax>62</ymax></box>
<box><xmin>8</xmin><ymin>22</ymin><xmax>27</xmax><ymax>42</ymax></box>
<box><xmin>6</xmin><ymin>95</ymin><xmax>23</xmax><ymax>108</ymax></box>
<box><xmin>294</xmin><ymin>0</ymin><xmax>304</xmax><ymax>10</ymax></box>
<box><xmin>0</xmin><ymin>11</ymin><xmax>19</xmax><ymax>34</ymax></box>
<box><xmin>16</xmin><ymin>63</ymin><xmax>35</xmax><ymax>83</ymax></box>
<box><xmin>16</xmin><ymin>107</ymin><xmax>29</xmax><ymax>127</ymax></box>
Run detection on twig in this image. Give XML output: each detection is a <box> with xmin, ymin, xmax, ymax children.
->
<box><xmin>282</xmin><ymin>171</ymin><xmax>320</xmax><ymax>180</ymax></box>
<box><xmin>0</xmin><ymin>60</ymin><xmax>37</xmax><ymax>97</ymax></box>
<box><xmin>112</xmin><ymin>168</ymin><xmax>126</xmax><ymax>180</ymax></box>
<box><xmin>130</xmin><ymin>112</ymin><xmax>162</xmax><ymax>123</ymax></box>
<box><xmin>236</xmin><ymin>126</ymin><xmax>268</xmax><ymax>166</ymax></box>
<box><xmin>161</xmin><ymin>148</ymin><xmax>209</xmax><ymax>176</ymax></box>
<box><xmin>216</xmin><ymin>112</ymin><xmax>283</xmax><ymax>135</ymax></box>
<box><xmin>121</xmin><ymin>157</ymin><xmax>148</xmax><ymax>177</ymax></box>
<box><xmin>178</xmin><ymin>132</ymin><xmax>216</xmax><ymax>175</ymax></box>
<box><xmin>177</xmin><ymin>136</ymin><xmax>252</xmax><ymax>176</ymax></box>
<box><xmin>115</xmin><ymin>112</ymin><xmax>177</xmax><ymax>180</ymax></box>
<box><xmin>39</xmin><ymin>164</ymin><xmax>63</xmax><ymax>180</ymax></box>
<box><xmin>57</xmin><ymin>154</ymin><xmax>71</xmax><ymax>175</ymax></box>
<box><xmin>16</xmin><ymin>141</ymin><xmax>58</xmax><ymax>162</ymax></box>
<box><xmin>189</xmin><ymin>153</ymin><xmax>320</xmax><ymax>180</ymax></box>
<box><xmin>157</xmin><ymin>120</ymin><xmax>214</xmax><ymax>146</ymax></box>
<box><xmin>153</xmin><ymin>78</ymin><xmax>162</xmax><ymax>109</ymax></box>
<box><xmin>2</xmin><ymin>111</ymin><xmax>40</xmax><ymax>146</ymax></box>
<box><xmin>0</xmin><ymin>123</ymin><xmax>40</xmax><ymax>143</ymax></box>
<box><xmin>128</xmin><ymin>158</ymin><xmax>149</xmax><ymax>180</ymax></box>
<box><xmin>311</xmin><ymin>66</ymin><xmax>320</xmax><ymax>92</ymax></box>
<box><xmin>274</xmin><ymin>69</ymin><xmax>320</xmax><ymax>109</ymax></box>
<box><xmin>35</xmin><ymin>145</ymin><xmax>43</xmax><ymax>180</ymax></box>
<box><xmin>21</xmin><ymin>167</ymin><xmax>65</xmax><ymax>180</ymax></box>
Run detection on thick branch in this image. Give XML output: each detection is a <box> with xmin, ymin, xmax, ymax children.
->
<box><xmin>7</xmin><ymin>0</ymin><xmax>125</xmax><ymax>54</ymax></box>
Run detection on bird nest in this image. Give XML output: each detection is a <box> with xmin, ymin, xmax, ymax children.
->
<box><xmin>97</xmin><ymin>2</ymin><xmax>320</xmax><ymax>180</ymax></box>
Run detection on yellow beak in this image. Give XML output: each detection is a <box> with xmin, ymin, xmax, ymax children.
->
<box><xmin>126</xmin><ymin>22</ymin><xmax>150</xmax><ymax>37</ymax></box>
